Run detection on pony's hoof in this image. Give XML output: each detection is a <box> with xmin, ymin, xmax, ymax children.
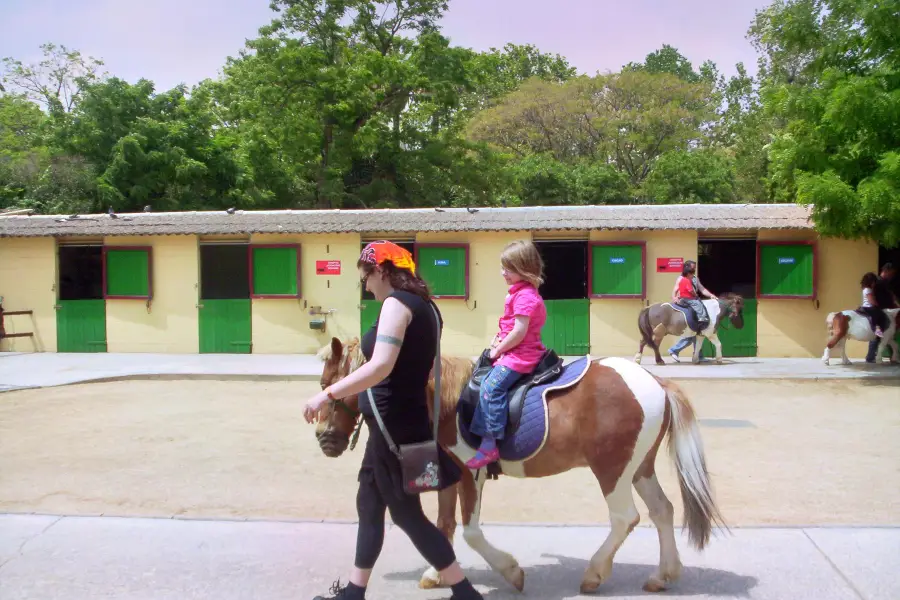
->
<box><xmin>418</xmin><ymin>566</ymin><xmax>443</xmax><ymax>589</ymax></box>
<box><xmin>842</xmin><ymin>359</ymin><xmax>852</xmax><ymax>366</ymax></box>
<box><xmin>643</xmin><ymin>576</ymin><xmax>668</xmax><ymax>593</ymax></box>
<box><xmin>633</xmin><ymin>354</ymin><xmax>642</xmax><ymax>364</ymax></box>
<box><xmin>716</xmin><ymin>359</ymin><xmax>723</xmax><ymax>365</ymax></box>
<box><xmin>580</xmin><ymin>578</ymin><xmax>603</xmax><ymax>594</ymax></box>
<box><xmin>503</xmin><ymin>566</ymin><xmax>525</xmax><ymax>591</ymax></box>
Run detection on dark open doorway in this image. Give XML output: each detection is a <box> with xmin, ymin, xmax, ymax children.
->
<box><xmin>878</xmin><ymin>244</ymin><xmax>900</xmax><ymax>299</ymax></box>
<box><xmin>536</xmin><ymin>241</ymin><xmax>588</xmax><ymax>300</ymax></box>
<box><xmin>58</xmin><ymin>245</ymin><xmax>103</xmax><ymax>300</ymax></box>
<box><xmin>534</xmin><ymin>240</ymin><xmax>590</xmax><ymax>355</ymax></box>
<box><xmin>200</xmin><ymin>244</ymin><xmax>250</xmax><ymax>300</ymax></box>
<box><xmin>697</xmin><ymin>238</ymin><xmax>758</xmax><ymax>358</ymax></box>
<box><xmin>697</xmin><ymin>239</ymin><xmax>756</xmax><ymax>298</ymax></box>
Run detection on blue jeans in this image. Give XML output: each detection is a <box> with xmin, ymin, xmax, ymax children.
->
<box><xmin>669</xmin><ymin>336</ymin><xmax>704</xmax><ymax>359</ymax></box>
<box><xmin>469</xmin><ymin>365</ymin><xmax>524</xmax><ymax>441</ymax></box>
<box><xmin>867</xmin><ymin>338</ymin><xmax>895</xmax><ymax>362</ymax></box>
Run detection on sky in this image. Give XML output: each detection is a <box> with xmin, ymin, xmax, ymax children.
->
<box><xmin>1</xmin><ymin>0</ymin><xmax>773</xmax><ymax>93</ymax></box>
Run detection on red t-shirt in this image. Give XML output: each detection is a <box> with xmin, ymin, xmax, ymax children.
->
<box><xmin>677</xmin><ymin>276</ymin><xmax>697</xmax><ymax>299</ymax></box>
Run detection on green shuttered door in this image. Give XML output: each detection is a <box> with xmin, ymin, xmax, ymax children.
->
<box><xmin>759</xmin><ymin>244</ymin><xmax>814</xmax><ymax>297</ymax></box>
<box><xmin>591</xmin><ymin>244</ymin><xmax>643</xmax><ymax>296</ymax></box>
<box><xmin>417</xmin><ymin>246</ymin><xmax>467</xmax><ymax>298</ymax></box>
<box><xmin>251</xmin><ymin>246</ymin><xmax>299</xmax><ymax>296</ymax></box>
<box><xmin>199</xmin><ymin>299</ymin><xmax>252</xmax><ymax>354</ymax></box>
<box><xmin>199</xmin><ymin>244</ymin><xmax>252</xmax><ymax>354</ymax></box>
<box><xmin>542</xmin><ymin>299</ymin><xmax>590</xmax><ymax>355</ymax></box>
<box><xmin>105</xmin><ymin>248</ymin><xmax>150</xmax><ymax>297</ymax></box>
<box><xmin>57</xmin><ymin>300</ymin><xmax>107</xmax><ymax>353</ymax></box>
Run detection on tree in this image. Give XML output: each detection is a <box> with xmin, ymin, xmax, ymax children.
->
<box><xmin>750</xmin><ymin>0</ymin><xmax>900</xmax><ymax>246</ymax></box>
<box><xmin>1</xmin><ymin>43</ymin><xmax>104</xmax><ymax>116</ymax></box>
<box><xmin>640</xmin><ymin>148</ymin><xmax>737</xmax><ymax>203</ymax></box>
<box><xmin>467</xmin><ymin>70</ymin><xmax>717</xmax><ymax>188</ymax></box>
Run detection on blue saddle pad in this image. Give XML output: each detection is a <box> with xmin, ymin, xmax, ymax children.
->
<box><xmin>458</xmin><ymin>356</ymin><xmax>590</xmax><ymax>462</ymax></box>
<box><xmin>671</xmin><ymin>303</ymin><xmax>703</xmax><ymax>333</ymax></box>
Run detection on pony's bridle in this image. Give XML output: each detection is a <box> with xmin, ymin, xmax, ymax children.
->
<box><xmin>327</xmin><ymin>397</ymin><xmax>364</xmax><ymax>451</ymax></box>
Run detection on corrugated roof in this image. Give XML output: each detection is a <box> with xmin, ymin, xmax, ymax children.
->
<box><xmin>0</xmin><ymin>204</ymin><xmax>814</xmax><ymax>238</ymax></box>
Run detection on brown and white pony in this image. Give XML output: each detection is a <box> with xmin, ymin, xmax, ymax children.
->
<box><xmin>823</xmin><ymin>307</ymin><xmax>900</xmax><ymax>365</ymax></box>
<box><xmin>313</xmin><ymin>337</ymin><xmax>727</xmax><ymax>594</ymax></box>
<box><xmin>635</xmin><ymin>294</ymin><xmax>745</xmax><ymax>365</ymax></box>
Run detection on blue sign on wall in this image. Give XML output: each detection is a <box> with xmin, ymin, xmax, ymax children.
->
<box><xmin>434</xmin><ymin>259</ymin><xmax>450</xmax><ymax>266</ymax></box>
<box><xmin>778</xmin><ymin>257</ymin><xmax>796</xmax><ymax>265</ymax></box>
<box><xmin>609</xmin><ymin>257</ymin><xmax>625</xmax><ymax>264</ymax></box>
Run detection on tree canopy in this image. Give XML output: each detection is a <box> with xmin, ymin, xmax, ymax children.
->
<box><xmin>1</xmin><ymin>0</ymin><xmax>898</xmax><ymax>247</ymax></box>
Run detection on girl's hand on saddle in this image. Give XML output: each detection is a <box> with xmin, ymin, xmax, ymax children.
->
<box><xmin>489</xmin><ymin>347</ymin><xmax>501</xmax><ymax>361</ymax></box>
<box><xmin>303</xmin><ymin>391</ymin><xmax>329</xmax><ymax>424</ymax></box>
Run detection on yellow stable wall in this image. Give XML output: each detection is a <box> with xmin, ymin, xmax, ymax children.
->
<box><xmin>590</xmin><ymin>230</ymin><xmax>698</xmax><ymax>358</ymax></box>
<box><xmin>104</xmin><ymin>235</ymin><xmax>200</xmax><ymax>353</ymax></box>
<box><xmin>416</xmin><ymin>231</ymin><xmax>533</xmax><ymax>358</ymax></box>
<box><xmin>756</xmin><ymin>231</ymin><xmax>878</xmax><ymax>358</ymax></box>
<box><xmin>250</xmin><ymin>233</ymin><xmax>361</xmax><ymax>354</ymax></box>
<box><xmin>0</xmin><ymin>237</ymin><xmax>56</xmax><ymax>352</ymax></box>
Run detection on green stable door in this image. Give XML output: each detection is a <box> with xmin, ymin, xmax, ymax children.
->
<box><xmin>199</xmin><ymin>244</ymin><xmax>252</xmax><ymax>354</ymax></box>
<box><xmin>56</xmin><ymin>245</ymin><xmax>107</xmax><ymax>353</ymax></box>
<box><xmin>538</xmin><ymin>241</ymin><xmax>592</xmax><ymax>356</ymax></box>
<box><xmin>57</xmin><ymin>300</ymin><xmax>107</xmax><ymax>352</ymax></box>
<box><xmin>542</xmin><ymin>299</ymin><xmax>591</xmax><ymax>355</ymax></box>
<box><xmin>199</xmin><ymin>299</ymin><xmax>252</xmax><ymax>353</ymax></box>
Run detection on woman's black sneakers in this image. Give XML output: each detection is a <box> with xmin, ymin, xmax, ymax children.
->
<box><xmin>313</xmin><ymin>579</ymin><xmax>365</xmax><ymax>600</ymax></box>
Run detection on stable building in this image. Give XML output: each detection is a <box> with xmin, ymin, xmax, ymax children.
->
<box><xmin>0</xmin><ymin>204</ymin><xmax>881</xmax><ymax>359</ymax></box>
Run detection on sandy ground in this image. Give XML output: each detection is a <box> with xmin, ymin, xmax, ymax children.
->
<box><xmin>1</xmin><ymin>378</ymin><xmax>898</xmax><ymax>527</ymax></box>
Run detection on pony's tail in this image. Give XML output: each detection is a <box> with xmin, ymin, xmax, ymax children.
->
<box><xmin>638</xmin><ymin>307</ymin><xmax>659</xmax><ymax>355</ymax></box>
<box><xmin>660</xmin><ymin>377</ymin><xmax>728</xmax><ymax>551</ymax></box>
<box><xmin>825</xmin><ymin>312</ymin><xmax>846</xmax><ymax>349</ymax></box>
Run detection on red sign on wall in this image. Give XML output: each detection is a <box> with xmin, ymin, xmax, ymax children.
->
<box><xmin>656</xmin><ymin>257</ymin><xmax>684</xmax><ymax>273</ymax></box>
<box><xmin>315</xmin><ymin>260</ymin><xmax>341</xmax><ymax>275</ymax></box>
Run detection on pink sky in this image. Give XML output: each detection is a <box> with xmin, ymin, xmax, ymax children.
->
<box><xmin>1</xmin><ymin>0</ymin><xmax>772</xmax><ymax>92</ymax></box>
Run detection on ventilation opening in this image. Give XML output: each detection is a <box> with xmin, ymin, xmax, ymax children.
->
<box><xmin>535</xmin><ymin>241</ymin><xmax>588</xmax><ymax>300</ymax></box>
<box><xmin>200</xmin><ymin>244</ymin><xmax>250</xmax><ymax>300</ymax></box>
<box><xmin>698</xmin><ymin>239</ymin><xmax>757</xmax><ymax>298</ymax></box>
<box><xmin>58</xmin><ymin>245</ymin><xmax>103</xmax><ymax>300</ymax></box>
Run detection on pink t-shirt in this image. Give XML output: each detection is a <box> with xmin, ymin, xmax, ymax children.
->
<box><xmin>496</xmin><ymin>281</ymin><xmax>547</xmax><ymax>374</ymax></box>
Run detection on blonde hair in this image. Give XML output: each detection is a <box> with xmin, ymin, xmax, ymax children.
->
<box><xmin>501</xmin><ymin>240</ymin><xmax>544</xmax><ymax>288</ymax></box>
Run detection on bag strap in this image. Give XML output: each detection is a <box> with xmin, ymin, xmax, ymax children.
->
<box><xmin>367</xmin><ymin>300</ymin><xmax>443</xmax><ymax>458</ymax></box>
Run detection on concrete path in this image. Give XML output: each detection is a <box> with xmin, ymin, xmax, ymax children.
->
<box><xmin>1</xmin><ymin>514</ymin><xmax>896</xmax><ymax>600</ymax></box>
<box><xmin>1</xmin><ymin>352</ymin><xmax>898</xmax><ymax>391</ymax></box>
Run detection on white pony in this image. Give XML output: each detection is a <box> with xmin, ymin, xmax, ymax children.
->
<box><xmin>823</xmin><ymin>308</ymin><xmax>900</xmax><ymax>365</ymax></box>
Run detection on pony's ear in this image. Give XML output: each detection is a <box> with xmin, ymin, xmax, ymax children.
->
<box><xmin>330</xmin><ymin>337</ymin><xmax>343</xmax><ymax>359</ymax></box>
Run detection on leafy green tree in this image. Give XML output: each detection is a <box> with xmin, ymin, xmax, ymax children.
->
<box><xmin>750</xmin><ymin>0</ymin><xmax>900</xmax><ymax>246</ymax></box>
<box><xmin>1</xmin><ymin>43</ymin><xmax>104</xmax><ymax>116</ymax></box>
<box><xmin>640</xmin><ymin>149</ymin><xmax>737</xmax><ymax>203</ymax></box>
<box><xmin>467</xmin><ymin>70</ymin><xmax>716</xmax><ymax>188</ymax></box>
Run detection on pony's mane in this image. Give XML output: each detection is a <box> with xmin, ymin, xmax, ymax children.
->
<box><xmin>316</xmin><ymin>338</ymin><xmax>365</xmax><ymax>372</ymax></box>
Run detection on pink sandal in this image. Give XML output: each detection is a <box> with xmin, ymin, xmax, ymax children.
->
<box><xmin>465</xmin><ymin>447</ymin><xmax>500</xmax><ymax>469</ymax></box>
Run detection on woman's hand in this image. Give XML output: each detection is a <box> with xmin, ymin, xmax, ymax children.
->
<box><xmin>303</xmin><ymin>390</ymin><xmax>330</xmax><ymax>424</ymax></box>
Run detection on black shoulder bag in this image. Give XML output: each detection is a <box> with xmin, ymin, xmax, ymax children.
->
<box><xmin>368</xmin><ymin>302</ymin><xmax>443</xmax><ymax>495</ymax></box>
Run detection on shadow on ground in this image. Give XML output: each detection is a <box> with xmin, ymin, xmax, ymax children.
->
<box><xmin>385</xmin><ymin>554</ymin><xmax>758</xmax><ymax>598</ymax></box>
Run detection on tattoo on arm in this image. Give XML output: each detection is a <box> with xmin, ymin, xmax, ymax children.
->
<box><xmin>376</xmin><ymin>334</ymin><xmax>403</xmax><ymax>347</ymax></box>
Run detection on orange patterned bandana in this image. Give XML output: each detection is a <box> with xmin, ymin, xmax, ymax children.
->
<box><xmin>359</xmin><ymin>241</ymin><xmax>416</xmax><ymax>275</ymax></box>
